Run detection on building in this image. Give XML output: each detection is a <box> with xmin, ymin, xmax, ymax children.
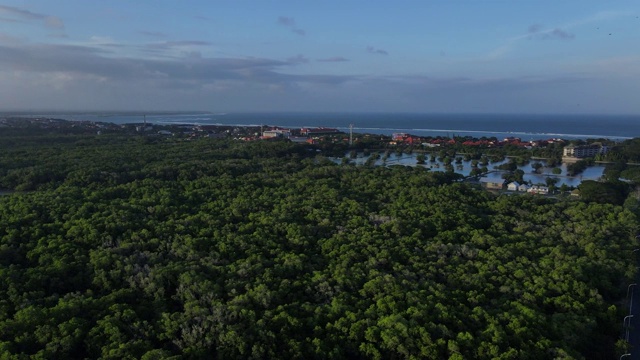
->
<box><xmin>563</xmin><ymin>144</ymin><xmax>608</xmax><ymax>158</ymax></box>
<box><xmin>300</xmin><ymin>127</ymin><xmax>340</xmax><ymax>136</ymax></box>
<box><xmin>263</xmin><ymin>129</ymin><xmax>291</xmax><ymax>138</ymax></box>
<box><xmin>479</xmin><ymin>177</ymin><xmax>506</xmax><ymax>190</ymax></box>
<box><xmin>527</xmin><ymin>185</ymin><xmax>549</xmax><ymax>195</ymax></box>
<box><xmin>392</xmin><ymin>132</ymin><xmax>420</xmax><ymax>144</ymax></box>
<box><xmin>289</xmin><ymin>136</ymin><xmax>309</xmax><ymax>143</ymax></box>
<box><xmin>507</xmin><ymin>182</ymin><xmax>530</xmax><ymax>192</ymax></box>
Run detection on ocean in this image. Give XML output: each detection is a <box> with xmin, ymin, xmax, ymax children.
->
<box><xmin>5</xmin><ymin>112</ymin><xmax>639</xmax><ymax>140</ymax></box>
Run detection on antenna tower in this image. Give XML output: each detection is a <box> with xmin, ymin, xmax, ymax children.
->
<box><xmin>349</xmin><ymin>124</ymin><xmax>354</xmax><ymax>146</ymax></box>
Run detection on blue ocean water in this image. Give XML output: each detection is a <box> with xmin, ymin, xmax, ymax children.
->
<box><xmin>8</xmin><ymin>112</ymin><xmax>640</xmax><ymax>140</ymax></box>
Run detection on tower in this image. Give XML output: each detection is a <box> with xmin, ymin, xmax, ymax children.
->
<box><xmin>349</xmin><ymin>124</ymin><xmax>354</xmax><ymax>146</ymax></box>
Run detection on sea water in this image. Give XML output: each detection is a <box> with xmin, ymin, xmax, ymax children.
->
<box><xmin>5</xmin><ymin>112</ymin><xmax>639</xmax><ymax>140</ymax></box>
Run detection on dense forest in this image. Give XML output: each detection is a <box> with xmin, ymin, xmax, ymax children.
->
<box><xmin>0</xmin><ymin>132</ymin><xmax>638</xmax><ymax>359</ymax></box>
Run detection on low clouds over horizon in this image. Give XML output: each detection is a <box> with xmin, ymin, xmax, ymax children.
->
<box><xmin>1</xmin><ymin>40</ymin><xmax>632</xmax><ymax>113</ymax></box>
<box><xmin>317</xmin><ymin>57</ymin><xmax>349</xmax><ymax>62</ymax></box>
<box><xmin>0</xmin><ymin>2</ymin><xmax>637</xmax><ymax>114</ymax></box>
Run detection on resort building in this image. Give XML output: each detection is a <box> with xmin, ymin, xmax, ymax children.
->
<box><xmin>263</xmin><ymin>129</ymin><xmax>291</xmax><ymax>138</ymax></box>
<box><xmin>563</xmin><ymin>144</ymin><xmax>608</xmax><ymax>158</ymax></box>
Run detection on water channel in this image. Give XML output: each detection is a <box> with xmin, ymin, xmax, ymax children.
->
<box><xmin>341</xmin><ymin>152</ymin><xmax>606</xmax><ymax>187</ymax></box>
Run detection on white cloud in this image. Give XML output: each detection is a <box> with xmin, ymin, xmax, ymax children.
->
<box><xmin>0</xmin><ymin>5</ymin><xmax>65</xmax><ymax>32</ymax></box>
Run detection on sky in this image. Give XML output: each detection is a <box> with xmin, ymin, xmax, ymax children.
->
<box><xmin>0</xmin><ymin>1</ymin><xmax>639</xmax><ymax>114</ymax></box>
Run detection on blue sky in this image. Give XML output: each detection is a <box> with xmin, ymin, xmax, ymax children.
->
<box><xmin>0</xmin><ymin>1</ymin><xmax>638</xmax><ymax>113</ymax></box>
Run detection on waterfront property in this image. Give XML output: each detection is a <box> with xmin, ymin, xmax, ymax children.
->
<box><xmin>528</xmin><ymin>185</ymin><xmax>550</xmax><ymax>195</ymax></box>
<box><xmin>563</xmin><ymin>144</ymin><xmax>608</xmax><ymax>158</ymax></box>
<box><xmin>262</xmin><ymin>129</ymin><xmax>291</xmax><ymax>138</ymax></box>
<box><xmin>507</xmin><ymin>182</ymin><xmax>533</xmax><ymax>192</ymax></box>
<box><xmin>480</xmin><ymin>177</ymin><xmax>506</xmax><ymax>190</ymax></box>
<box><xmin>507</xmin><ymin>182</ymin><xmax>520</xmax><ymax>191</ymax></box>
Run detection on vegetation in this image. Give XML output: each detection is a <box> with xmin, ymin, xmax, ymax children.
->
<box><xmin>566</xmin><ymin>159</ymin><xmax>594</xmax><ymax>177</ymax></box>
<box><xmin>0</xmin><ymin>131</ymin><xmax>638</xmax><ymax>359</ymax></box>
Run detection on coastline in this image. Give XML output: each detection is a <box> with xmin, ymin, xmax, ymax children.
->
<box><xmin>2</xmin><ymin>111</ymin><xmax>638</xmax><ymax>141</ymax></box>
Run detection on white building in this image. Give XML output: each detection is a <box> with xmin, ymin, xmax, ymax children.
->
<box><xmin>563</xmin><ymin>144</ymin><xmax>608</xmax><ymax>158</ymax></box>
<box><xmin>507</xmin><ymin>182</ymin><xmax>520</xmax><ymax>191</ymax></box>
<box><xmin>263</xmin><ymin>129</ymin><xmax>291</xmax><ymax>138</ymax></box>
<box><xmin>527</xmin><ymin>185</ymin><xmax>549</xmax><ymax>195</ymax></box>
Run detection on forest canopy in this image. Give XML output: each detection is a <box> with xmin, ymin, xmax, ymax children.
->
<box><xmin>0</xmin><ymin>132</ymin><xmax>638</xmax><ymax>359</ymax></box>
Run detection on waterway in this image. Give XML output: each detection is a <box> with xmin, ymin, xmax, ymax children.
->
<box><xmin>341</xmin><ymin>152</ymin><xmax>606</xmax><ymax>187</ymax></box>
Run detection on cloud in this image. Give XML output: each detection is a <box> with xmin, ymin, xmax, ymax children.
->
<box><xmin>0</xmin><ymin>5</ymin><xmax>44</xmax><ymax>20</ymax></box>
<box><xmin>45</xmin><ymin>16</ymin><xmax>64</xmax><ymax>29</ymax></box>
<box><xmin>182</xmin><ymin>51</ymin><xmax>203</xmax><ymax>59</ymax></box>
<box><xmin>528</xmin><ymin>24</ymin><xmax>543</xmax><ymax>33</ymax></box>
<box><xmin>0</xmin><ymin>43</ymin><xmax>635</xmax><ymax>113</ymax></box>
<box><xmin>527</xmin><ymin>25</ymin><xmax>575</xmax><ymax>40</ymax></box>
<box><xmin>317</xmin><ymin>57</ymin><xmax>349</xmax><ymax>62</ymax></box>
<box><xmin>277</xmin><ymin>16</ymin><xmax>306</xmax><ymax>36</ymax></box>
<box><xmin>366</xmin><ymin>46</ymin><xmax>388</xmax><ymax>55</ymax></box>
<box><xmin>145</xmin><ymin>40</ymin><xmax>212</xmax><ymax>50</ymax></box>
<box><xmin>0</xmin><ymin>42</ymin><xmax>356</xmax><ymax>88</ymax></box>
<box><xmin>140</xmin><ymin>31</ymin><xmax>167</xmax><ymax>38</ymax></box>
<box><xmin>0</xmin><ymin>5</ymin><xmax>64</xmax><ymax>30</ymax></box>
<box><xmin>486</xmin><ymin>21</ymin><xmax>578</xmax><ymax>59</ymax></box>
<box><xmin>194</xmin><ymin>15</ymin><xmax>212</xmax><ymax>21</ymax></box>
<box><xmin>277</xmin><ymin>16</ymin><xmax>296</xmax><ymax>27</ymax></box>
<box><xmin>291</xmin><ymin>28</ymin><xmax>306</xmax><ymax>36</ymax></box>
<box><xmin>49</xmin><ymin>33</ymin><xmax>69</xmax><ymax>39</ymax></box>
<box><xmin>287</xmin><ymin>54</ymin><xmax>309</xmax><ymax>64</ymax></box>
<box><xmin>544</xmin><ymin>28</ymin><xmax>575</xmax><ymax>40</ymax></box>
<box><xmin>0</xmin><ymin>16</ymin><xmax>21</xmax><ymax>23</ymax></box>
<box><xmin>0</xmin><ymin>32</ymin><xmax>22</xmax><ymax>44</ymax></box>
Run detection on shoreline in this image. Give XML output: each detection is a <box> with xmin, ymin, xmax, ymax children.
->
<box><xmin>3</xmin><ymin>112</ymin><xmax>636</xmax><ymax>141</ymax></box>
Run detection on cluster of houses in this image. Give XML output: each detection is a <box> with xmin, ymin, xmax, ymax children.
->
<box><xmin>389</xmin><ymin>133</ymin><xmax>568</xmax><ymax>149</ymax></box>
<box><xmin>260</xmin><ymin>126</ymin><xmax>341</xmax><ymax>144</ymax></box>
<box><xmin>479</xmin><ymin>178</ymin><xmax>550</xmax><ymax>194</ymax></box>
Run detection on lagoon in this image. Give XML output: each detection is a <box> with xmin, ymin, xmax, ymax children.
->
<box><xmin>343</xmin><ymin>152</ymin><xmax>605</xmax><ymax>187</ymax></box>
